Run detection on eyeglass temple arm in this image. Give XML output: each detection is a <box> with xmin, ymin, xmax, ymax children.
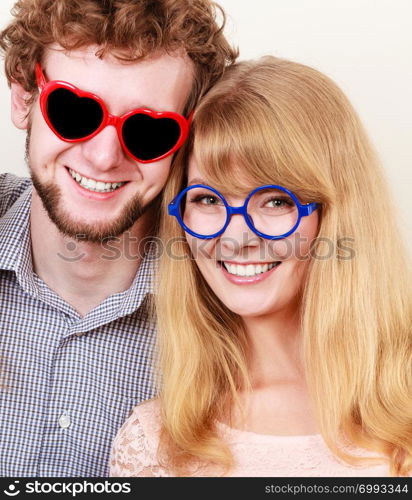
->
<box><xmin>168</xmin><ymin>196</ymin><xmax>179</xmax><ymax>216</ymax></box>
<box><xmin>35</xmin><ymin>63</ymin><xmax>46</xmax><ymax>90</ymax></box>
<box><xmin>301</xmin><ymin>202</ymin><xmax>319</xmax><ymax>217</ymax></box>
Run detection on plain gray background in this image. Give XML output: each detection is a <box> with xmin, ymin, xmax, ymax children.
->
<box><xmin>1</xmin><ymin>0</ymin><xmax>411</xmax><ymax>252</ymax></box>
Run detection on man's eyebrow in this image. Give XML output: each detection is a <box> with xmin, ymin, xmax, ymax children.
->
<box><xmin>187</xmin><ymin>177</ymin><xmax>209</xmax><ymax>186</ymax></box>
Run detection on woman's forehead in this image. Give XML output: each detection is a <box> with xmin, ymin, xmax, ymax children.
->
<box><xmin>187</xmin><ymin>152</ymin><xmax>281</xmax><ymax>196</ymax></box>
<box><xmin>188</xmin><ymin>153</ymin><xmax>254</xmax><ymax>185</ymax></box>
<box><xmin>185</xmin><ymin>153</ymin><xmax>321</xmax><ymax>206</ymax></box>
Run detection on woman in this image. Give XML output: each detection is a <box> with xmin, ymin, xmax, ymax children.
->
<box><xmin>110</xmin><ymin>56</ymin><xmax>412</xmax><ymax>476</ymax></box>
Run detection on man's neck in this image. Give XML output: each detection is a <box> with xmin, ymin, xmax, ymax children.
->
<box><xmin>30</xmin><ymin>192</ymin><xmax>154</xmax><ymax>317</ymax></box>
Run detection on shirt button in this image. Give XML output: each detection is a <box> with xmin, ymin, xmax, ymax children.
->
<box><xmin>59</xmin><ymin>413</ymin><xmax>71</xmax><ymax>429</ymax></box>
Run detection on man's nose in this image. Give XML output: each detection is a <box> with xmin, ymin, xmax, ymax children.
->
<box><xmin>81</xmin><ymin>125</ymin><xmax>126</xmax><ymax>171</ymax></box>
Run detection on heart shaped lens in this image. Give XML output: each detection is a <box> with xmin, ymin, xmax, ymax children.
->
<box><xmin>46</xmin><ymin>88</ymin><xmax>104</xmax><ymax>140</ymax></box>
<box><xmin>122</xmin><ymin>113</ymin><xmax>181</xmax><ymax>161</ymax></box>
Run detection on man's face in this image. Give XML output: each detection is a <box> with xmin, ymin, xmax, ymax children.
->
<box><xmin>15</xmin><ymin>46</ymin><xmax>194</xmax><ymax>242</ymax></box>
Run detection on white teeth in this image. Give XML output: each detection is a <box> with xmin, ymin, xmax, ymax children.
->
<box><xmin>87</xmin><ymin>179</ymin><xmax>96</xmax><ymax>189</ymax></box>
<box><xmin>68</xmin><ymin>168</ymin><xmax>126</xmax><ymax>193</ymax></box>
<box><xmin>237</xmin><ymin>265</ymin><xmax>246</xmax><ymax>276</ymax></box>
<box><xmin>223</xmin><ymin>262</ymin><xmax>280</xmax><ymax>277</ymax></box>
<box><xmin>246</xmin><ymin>264</ymin><xmax>254</xmax><ymax>276</ymax></box>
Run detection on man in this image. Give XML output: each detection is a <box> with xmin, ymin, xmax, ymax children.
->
<box><xmin>0</xmin><ymin>0</ymin><xmax>237</xmax><ymax>476</ymax></box>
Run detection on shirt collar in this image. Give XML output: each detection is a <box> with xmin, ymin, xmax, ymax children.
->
<box><xmin>1</xmin><ymin>183</ymin><xmax>157</xmax><ymax>324</ymax></box>
<box><xmin>116</xmin><ymin>239</ymin><xmax>157</xmax><ymax>316</ymax></box>
<box><xmin>0</xmin><ymin>184</ymin><xmax>38</xmax><ymax>295</ymax></box>
<box><xmin>64</xmin><ymin>240</ymin><xmax>157</xmax><ymax>333</ymax></box>
<box><xmin>0</xmin><ymin>183</ymin><xmax>157</xmax><ymax>324</ymax></box>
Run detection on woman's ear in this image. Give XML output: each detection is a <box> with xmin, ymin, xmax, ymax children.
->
<box><xmin>10</xmin><ymin>82</ymin><xmax>32</xmax><ymax>130</ymax></box>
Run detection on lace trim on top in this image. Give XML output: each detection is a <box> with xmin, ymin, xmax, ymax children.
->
<box><xmin>110</xmin><ymin>399</ymin><xmax>391</xmax><ymax>477</ymax></box>
<box><xmin>110</xmin><ymin>401</ymin><xmax>169</xmax><ymax>477</ymax></box>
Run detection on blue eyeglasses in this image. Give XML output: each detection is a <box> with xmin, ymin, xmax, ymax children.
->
<box><xmin>168</xmin><ymin>184</ymin><xmax>320</xmax><ymax>240</ymax></box>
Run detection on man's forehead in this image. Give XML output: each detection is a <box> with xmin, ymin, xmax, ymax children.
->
<box><xmin>41</xmin><ymin>44</ymin><xmax>194</xmax><ymax>113</ymax></box>
<box><xmin>43</xmin><ymin>43</ymin><xmax>193</xmax><ymax>76</ymax></box>
<box><xmin>44</xmin><ymin>43</ymin><xmax>101</xmax><ymax>62</ymax></box>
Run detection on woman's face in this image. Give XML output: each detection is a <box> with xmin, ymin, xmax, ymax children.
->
<box><xmin>184</xmin><ymin>157</ymin><xmax>320</xmax><ymax>319</ymax></box>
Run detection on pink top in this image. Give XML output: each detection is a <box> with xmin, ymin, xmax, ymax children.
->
<box><xmin>110</xmin><ymin>399</ymin><xmax>391</xmax><ymax>477</ymax></box>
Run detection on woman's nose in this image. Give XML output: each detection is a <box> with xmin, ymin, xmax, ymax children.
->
<box><xmin>219</xmin><ymin>213</ymin><xmax>260</xmax><ymax>252</ymax></box>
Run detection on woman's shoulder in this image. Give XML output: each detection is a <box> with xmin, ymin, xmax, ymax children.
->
<box><xmin>110</xmin><ymin>398</ymin><xmax>166</xmax><ymax>477</ymax></box>
<box><xmin>116</xmin><ymin>397</ymin><xmax>163</xmax><ymax>451</ymax></box>
<box><xmin>128</xmin><ymin>397</ymin><xmax>162</xmax><ymax>433</ymax></box>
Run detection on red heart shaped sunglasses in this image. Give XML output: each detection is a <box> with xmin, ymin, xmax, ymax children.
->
<box><xmin>35</xmin><ymin>63</ymin><xmax>191</xmax><ymax>163</ymax></box>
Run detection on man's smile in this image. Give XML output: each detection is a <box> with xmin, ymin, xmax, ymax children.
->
<box><xmin>67</xmin><ymin>167</ymin><xmax>129</xmax><ymax>193</ymax></box>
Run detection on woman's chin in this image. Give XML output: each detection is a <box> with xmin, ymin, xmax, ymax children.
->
<box><xmin>220</xmin><ymin>297</ymin><xmax>278</xmax><ymax>319</ymax></box>
<box><xmin>214</xmin><ymin>288</ymin><xmax>300</xmax><ymax>320</ymax></box>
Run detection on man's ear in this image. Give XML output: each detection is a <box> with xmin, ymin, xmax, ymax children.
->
<box><xmin>11</xmin><ymin>82</ymin><xmax>32</xmax><ymax>130</ymax></box>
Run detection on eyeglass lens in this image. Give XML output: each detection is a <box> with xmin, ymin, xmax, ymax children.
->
<box><xmin>122</xmin><ymin>114</ymin><xmax>181</xmax><ymax>161</ymax></box>
<box><xmin>180</xmin><ymin>186</ymin><xmax>299</xmax><ymax>237</ymax></box>
<box><xmin>47</xmin><ymin>88</ymin><xmax>104</xmax><ymax>139</ymax></box>
<box><xmin>46</xmin><ymin>88</ymin><xmax>182</xmax><ymax>161</ymax></box>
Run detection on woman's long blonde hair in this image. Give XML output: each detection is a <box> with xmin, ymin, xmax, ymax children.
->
<box><xmin>155</xmin><ymin>56</ymin><xmax>412</xmax><ymax>476</ymax></box>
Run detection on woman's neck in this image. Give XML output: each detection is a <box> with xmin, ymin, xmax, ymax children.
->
<box><xmin>242</xmin><ymin>304</ymin><xmax>305</xmax><ymax>386</ymax></box>
<box><xmin>223</xmin><ymin>304</ymin><xmax>319</xmax><ymax>436</ymax></box>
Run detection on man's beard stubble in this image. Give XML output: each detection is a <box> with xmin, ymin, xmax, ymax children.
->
<box><xmin>26</xmin><ymin>127</ymin><xmax>153</xmax><ymax>244</ymax></box>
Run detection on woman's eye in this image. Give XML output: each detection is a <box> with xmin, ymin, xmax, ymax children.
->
<box><xmin>191</xmin><ymin>195</ymin><xmax>221</xmax><ymax>205</ymax></box>
<box><xmin>264</xmin><ymin>197</ymin><xmax>291</xmax><ymax>208</ymax></box>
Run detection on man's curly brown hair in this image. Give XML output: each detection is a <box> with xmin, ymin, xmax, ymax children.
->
<box><xmin>0</xmin><ymin>0</ymin><xmax>238</xmax><ymax>112</ymax></box>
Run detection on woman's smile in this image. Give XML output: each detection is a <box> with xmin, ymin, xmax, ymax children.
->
<box><xmin>218</xmin><ymin>260</ymin><xmax>282</xmax><ymax>284</ymax></box>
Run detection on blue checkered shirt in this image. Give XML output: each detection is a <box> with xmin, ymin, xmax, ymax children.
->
<box><xmin>0</xmin><ymin>173</ymin><xmax>157</xmax><ymax>477</ymax></box>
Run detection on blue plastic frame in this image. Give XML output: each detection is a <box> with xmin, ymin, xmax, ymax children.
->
<box><xmin>168</xmin><ymin>184</ymin><xmax>320</xmax><ymax>240</ymax></box>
